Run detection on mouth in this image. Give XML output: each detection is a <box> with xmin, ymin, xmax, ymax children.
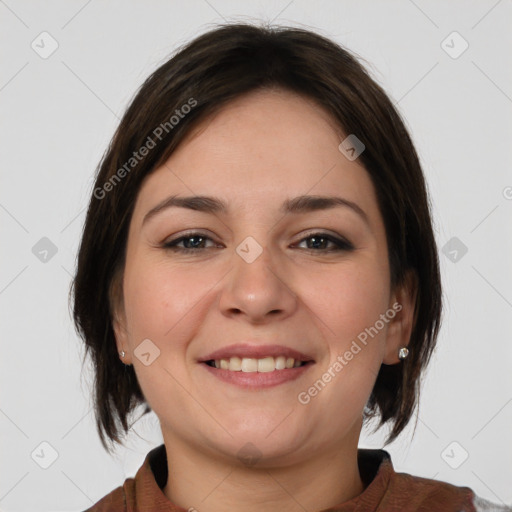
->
<box><xmin>203</xmin><ymin>356</ymin><xmax>313</xmax><ymax>372</ymax></box>
<box><xmin>198</xmin><ymin>343</ymin><xmax>315</xmax><ymax>389</ymax></box>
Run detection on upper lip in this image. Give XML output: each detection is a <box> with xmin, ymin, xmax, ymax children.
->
<box><xmin>199</xmin><ymin>343</ymin><xmax>315</xmax><ymax>362</ymax></box>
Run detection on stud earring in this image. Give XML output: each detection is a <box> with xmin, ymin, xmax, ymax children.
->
<box><xmin>398</xmin><ymin>347</ymin><xmax>409</xmax><ymax>360</ymax></box>
<box><xmin>119</xmin><ymin>350</ymin><xmax>125</xmax><ymax>357</ymax></box>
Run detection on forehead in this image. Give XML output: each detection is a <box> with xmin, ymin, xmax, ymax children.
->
<box><xmin>132</xmin><ymin>89</ymin><xmax>381</xmax><ymax>226</ymax></box>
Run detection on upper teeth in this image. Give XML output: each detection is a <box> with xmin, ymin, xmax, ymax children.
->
<box><xmin>213</xmin><ymin>356</ymin><xmax>302</xmax><ymax>372</ymax></box>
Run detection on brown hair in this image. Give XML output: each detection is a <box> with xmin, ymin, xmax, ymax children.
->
<box><xmin>70</xmin><ymin>22</ymin><xmax>442</xmax><ymax>453</ymax></box>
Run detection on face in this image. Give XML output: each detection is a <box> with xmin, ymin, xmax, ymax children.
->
<box><xmin>113</xmin><ymin>89</ymin><xmax>415</xmax><ymax>467</ymax></box>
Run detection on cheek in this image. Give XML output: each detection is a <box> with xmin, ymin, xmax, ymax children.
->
<box><xmin>306</xmin><ymin>260</ymin><xmax>390</xmax><ymax>342</ymax></box>
<box><xmin>339</xmin><ymin>267</ymin><xmax>390</xmax><ymax>366</ymax></box>
<box><xmin>123</xmin><ymin>258</ymin><xmax>209</xmax><ymax>344</ymax></box>
<box><xmin>300</xmin><ymin>257</ymin><xmax>391</xmax><ymax>412</ymax></box>
<box><xmin>121</xmin><ymin>259</ymin><xmax>213</xmax><ymax>413</ymax></box>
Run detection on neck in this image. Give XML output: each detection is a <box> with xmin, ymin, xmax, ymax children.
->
<box><xmin>162</xmin><ymin>423</ymin><xmax>365</xmax><ymax>512</ymax></box>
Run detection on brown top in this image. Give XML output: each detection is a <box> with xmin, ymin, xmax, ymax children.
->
<box><xmin>84</xmin><ymin>444</ymin><xmax>507</xmax><ymax>512</ymax></box>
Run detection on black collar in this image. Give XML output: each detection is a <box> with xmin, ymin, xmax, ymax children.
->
<box><xmin>148</xmin><ymin>443</ymin><xmax>391</xmax><ymax>491</ymax></box>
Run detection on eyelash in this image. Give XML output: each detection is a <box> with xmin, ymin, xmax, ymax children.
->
<box><xmin>162</xmin><ymin>231</ymin><xmax>354</xmax><ymax>254</ymax></box>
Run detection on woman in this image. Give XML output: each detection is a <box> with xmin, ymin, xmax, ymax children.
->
<box><xmin>71</xmin><ymin>23</ymin><xmax>510</xmax><ymax>512</ymax></box>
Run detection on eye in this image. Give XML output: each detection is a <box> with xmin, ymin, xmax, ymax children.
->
<box><xmin>162</xmin><ymin>230</ymin><xmax>353</xmax><ymax>254</ymax></box>
<box><xmin>294</xmin><ymin>232</ymin><xmax>354</xmax><ymax>252</ymax></box>
<box><xmin>162</xmin><ymin>232</ymin><xmax>218</xmax><ymax>253</ymax></box>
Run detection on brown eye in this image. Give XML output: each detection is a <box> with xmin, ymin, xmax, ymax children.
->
<box><xmin>163</xmin><ymin>232</ymin><xmax>217</xmax><ymax>253</ymax></box>
<box><xmin>162</xmin><ymin>231</ymin><xmax>354</xmax><ymax>254</ymax></box>
<box><xmin>295</xmin><ymin>232</ymin><xmax>354</xmax><ymax>252</ymax></box>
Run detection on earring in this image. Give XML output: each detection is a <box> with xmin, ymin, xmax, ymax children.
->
<box><xmin>398</xmin><ymin>347</ymin><xmax>409</xmax><ymax>360</ymax></box>
<box><xmin>119</xmin><ymin>350</ymin><xmax>125</xmax><ymax>358</ymax></box>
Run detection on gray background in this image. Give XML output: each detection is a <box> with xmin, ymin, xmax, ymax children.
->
<box><xmin>1</xmin><ymin>0</ymin><xmax>511</xmax><ymax>510</ymax></box>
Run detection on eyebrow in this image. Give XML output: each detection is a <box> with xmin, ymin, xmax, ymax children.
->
<box><xmin>142</xmin><ymin>194</ymin><xmax>370</xmax><ymax>226</ymax></box>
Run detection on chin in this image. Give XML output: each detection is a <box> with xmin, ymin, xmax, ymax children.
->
<box><xmin>212</xmin><ymin>424</ymin><xmax>308</xmax><ymax>465</ymax></box>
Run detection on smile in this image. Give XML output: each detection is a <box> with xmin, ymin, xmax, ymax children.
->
<box><xmin>199</xmin><ymin>343</ymin><xmax>315</xmax><ymax>388</ymax></box>
<box><xmin>206</xmin><ymin>356</ymin><xmax>309</xmax><ymax>372</ymax></box>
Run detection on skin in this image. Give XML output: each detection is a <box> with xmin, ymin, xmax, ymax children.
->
<box><xmin>112</xmin><ymin>89</ymin><xmax>417</xmax><ymax>512</ymax></box>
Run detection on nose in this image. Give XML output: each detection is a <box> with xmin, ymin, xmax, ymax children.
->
<box><xmin>217</xmin><ymin>241</ymin><xmax>298</xmax><ymax>324</ymax></box>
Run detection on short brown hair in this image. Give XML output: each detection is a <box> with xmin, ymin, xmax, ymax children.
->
<box><xmin>70</xmin><ymin>22</ymin><xmax>442</xmax><ymax>453</ymax></box>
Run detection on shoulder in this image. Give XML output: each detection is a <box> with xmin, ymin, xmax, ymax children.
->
<box><xmin>356</xmin><ymin>449</ymin><xmax>511</xmax><ymax>511</ymax></box>
<box><xmin>389</xmin><ymin>470</ymin><xmax>511</xmax><ymax>511</ymax></box>
<box><xmin>81</xmin><ymin>444</ymin><xmax>166</xmax><ymax>511</ymax></box>
<box><xmin>82</xmin><ymin>477</ymin><xmax>135</xmax><ymax>512</ymax></box>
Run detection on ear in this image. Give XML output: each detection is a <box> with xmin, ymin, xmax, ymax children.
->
<box><xmin>113</xmin><ymin>309</ymin><xmax>132</xmax><ymax>364</ymax></box>
<box><xmin>110</xmin><ymin>272</ymin><xmax>132</xmax><ymax>365</ymax></box>
<box><xmin>382</xmin><ymin>269</ymin><xmax>418</xmax><ymax>365</ymax></box>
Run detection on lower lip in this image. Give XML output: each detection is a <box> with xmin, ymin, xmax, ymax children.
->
<box><xmin>200</xmin><ymin>362</ymin><xmax>314</xmax><ymax>389</ymax></box>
